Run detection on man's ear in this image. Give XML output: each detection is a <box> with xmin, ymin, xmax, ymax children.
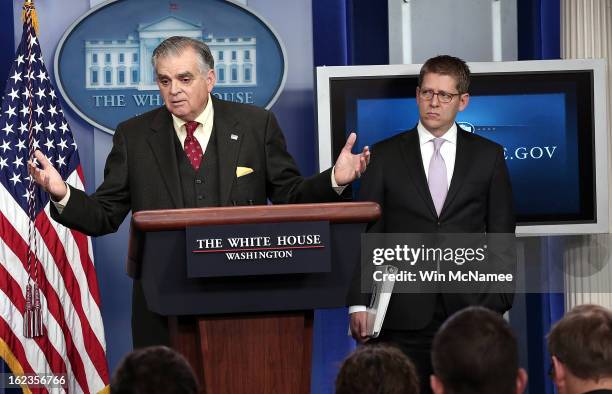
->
<box><xmin>458</xmin><ymin>93</ymin><xmax>469</xmax><ymax>111</ymax></box>
<box><xmin>551</xmin><ymin>355</ymin><xmax>567</xmax><ymax>386</ymax></box>
<box><xmin>516</xmin><ymin>368</ymin><xmax>528</xmax><ymax>394</ymax></box>
<box><xmin>430</xmin><ymin>374</ymin><xmax>445</xmax><ymax>394</ymax></box>
<box><xmin>206</xmin><ymin>68</ymin><xmax>216</xmax><ymax>92</ymax></box>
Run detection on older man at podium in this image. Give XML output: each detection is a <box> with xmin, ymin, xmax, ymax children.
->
<box><xmin>29</xmin><ymin>35</ymin><xmax>369</xmax><ymax>347</ymax></box>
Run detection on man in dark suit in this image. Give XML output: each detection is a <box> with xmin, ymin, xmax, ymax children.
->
<box><xmin>348</xmin><ymin>55</ymin><xmax>515</xmax><ymax>392</ymax></box>
<box><xmin>548</xmin><ymin>304</ymin><xmax>612</xmax><ymax>394</ymax></box>
<box><xmin>29</xmin><ymin>36</ymin><xmax>369</xmax><ymax>347</ymax></box>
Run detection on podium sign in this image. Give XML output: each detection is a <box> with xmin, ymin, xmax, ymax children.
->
<box><xmin>131</xmin><ymin>203</ymin><xmax>381</xmax><ymax>394</ymax></box>
<box><xmin>185</xmin><ymin>221</ymin><xmax>331</xmax><ymax>277</ymax></box>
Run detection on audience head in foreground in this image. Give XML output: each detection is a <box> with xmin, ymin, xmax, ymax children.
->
<box><xmin>110</xmin><ymin>345</ymin><xmax>198</xmax><ymax>394</ymax></box>
<box><xmin>431</xmin><ymin>306</ymin><xmax>527</xmax><ymax>394</ymax></box>
<box><xmin>336</xmin><ymin>344</ymin><xmax>419</xmax><ymax>394</ymax></box>
<box><xmin>548</xmin><ymin>304</ymin><xmax>612</xmax><ymax>394</ymax></box>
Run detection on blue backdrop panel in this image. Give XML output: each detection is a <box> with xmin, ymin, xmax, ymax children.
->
<box><xmin>0</xmin><ymin>1</ymin><xmax>13</xmax><ymax>93</ymax></box>
<box><xmin>517</xmin><ymin>1</ymin><xmax>563</xmax><ymax>393</ymax></box>
<box><xmin>518</xmin><ymin>0</ymin><xmax>561</xmax><ymax>60</ymax></box>
<box><xmin>311</xmin><ymin>1</ymin><xmax>388</xmax><ymax>393</ymax></box>
<box><xmin>346</xmin><ymin>0</ymin><xmax>389</xmax><ymax>66</ymax></box>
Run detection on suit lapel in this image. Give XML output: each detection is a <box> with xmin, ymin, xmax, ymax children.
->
<box><xmin>398</xmin><ymin>129</ymin><xmax>438</xmax><ymax>219</ymax></box>
<box><xmin>213</xmin><ymin>99</ymin><xmax>243</xmax><ymax>205</ymax></box>
<box><xmin>441</xmin><ymin>128</ymin><xmax>471</xmax><ymax>218</ymax></box>
<box><xmin>147</xmin><ymin>108</ymin><xmax>183</xmax><ymax>208</ymax></box>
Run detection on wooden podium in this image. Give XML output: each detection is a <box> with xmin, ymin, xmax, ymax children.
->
<box><xmin>130</xmin><ymin>202</ymin><xmax>380</xmax><ymax>394</ymax></box>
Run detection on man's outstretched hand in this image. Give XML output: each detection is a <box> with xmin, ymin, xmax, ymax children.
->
<box><xmin>27</xmin><ymin>150</ymin><xmax>67</xmax><ymax>201</ymax></box>
<box><xmin>334</xmin><ymin>132</ymin><xmax>370</xmax><ymax>186</ymax></box>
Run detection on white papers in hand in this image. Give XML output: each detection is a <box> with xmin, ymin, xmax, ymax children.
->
<box><xmin>366</xmin><ymin>265</ymin><xmax>398</xmax><ymax>338</ymax></box>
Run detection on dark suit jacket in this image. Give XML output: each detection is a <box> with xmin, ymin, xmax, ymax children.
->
<box><xmin>51</xmin><ymin>97</ymin><xmax>340</xmax><ymax>240</ymax></box>
<box><xmin>349</xmin><ymin>126</ymin><xmax>515</xmax><ymax>330</ymax></box>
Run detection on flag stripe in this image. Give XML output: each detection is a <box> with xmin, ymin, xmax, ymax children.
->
<box><xmin>0</xmin><ymin>188</ymin><xmax>107</xmax><ymax>392</ymax></box>
<box><xmin>1</xmin><ymin>182</ymin><xmax>103</xmax><ymax>338</ymax></box>
<box><xmin>0</xmin><ymin>211</ymin><xmax>89</xmax><ymax>393</ymax></box>
<box><xmin>42</xmin><ymin>201</ymin><xmax>106</xmax><ymax>342</ymax></box>
<box><xmin>63</xmin><ymin>169</ymin><xmax>102</xmax><ymax>308</ymax></box>
<box><xmin>1</xmin><ymin>181</ymin><xmax>106</xmax><ymax>361</ymax></box>
<box><xmin>0</xmin><ymin>266</ymin><xmax>68</xmax><ymax>394</ymax></box>
<box><xmin>0</xmin><ymin>319</ymin><xmax>37</xmax><ymax>393</ymax></box>
<box><xmin>0</xmin><ymin>261</ymin><xmax>67</xmax><ymax>378</ymax></box>
<box><xmin>0</xmin><ymin>337</ymin><xmax>35</xmax><ymax>394</ymax></box>
<box><xmin>1</xmin><ymin>185</ymin><xmax>106</xmax><ymax>393</ymax></box>
<box><xmin>37</xmin><ymin>212</ymin><xmax>108</xmax><ymax>378</ymax></box>
<box><xmin>1</xmin><ymin>252</ymin><xmax>79</xmax><ymax>394</ymax></box>
<box><xmin>70</xmin><ymin>230</ymin><xmax>101</xmax><ymax>305</ymax></box>
<box><xmin>0</xmin><ymin>296</ymin><xmax>60</xmax><ymax>394</ymax></box>
<box><xmin>0</xmin><ymin>295</ymin><xmax>37</xmax><ymax>376</ymax></box>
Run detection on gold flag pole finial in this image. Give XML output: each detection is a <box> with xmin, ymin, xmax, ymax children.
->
<box><xmin>22</xmin><ymin>0</ymin><xmax>39</xmax><ymax>35</ymax></box>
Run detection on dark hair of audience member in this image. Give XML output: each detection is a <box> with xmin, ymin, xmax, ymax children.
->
<box><xmin>547</xmin><ymin>304</ymin><xmax>612</xmax><ymax>380</ymax></box>
<box><xmin>432</xmin><ymin>306</ymin><xmax>519</xmax><ymax>394</ymax></box>
<box><xmin>335</xmin><ymin>344</ymin><xmax>419</xmax><ymax>394</ymax></box>
<box><xmin>110</xmin><ymin>345</ymin><xmax>198</xmax><ymax>394</ymax></box>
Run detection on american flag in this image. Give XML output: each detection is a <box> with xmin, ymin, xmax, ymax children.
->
<box><xmin>0</xmin><ymin>3</ymin><xmax>109</xmax><ymax>393</ymax></box>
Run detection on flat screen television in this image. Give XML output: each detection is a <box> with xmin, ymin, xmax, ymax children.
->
<box><xmin>316</xmin><ymin>60</ymin><xmax>609</xmax><ymax>234</ymax></box>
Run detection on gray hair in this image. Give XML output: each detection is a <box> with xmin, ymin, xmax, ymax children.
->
<box><xmin>151</xmin><ymin>36</ymin><xmax>214</xmax><ymax>74</ymax></box>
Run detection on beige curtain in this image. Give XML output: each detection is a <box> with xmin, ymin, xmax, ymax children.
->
<box><xmin>561</xmin><ymin>0</ymin><xmax>612</xmax><ymax>309</ymax></box>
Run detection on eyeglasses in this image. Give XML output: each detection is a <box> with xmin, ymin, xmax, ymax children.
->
<box><xmin>418</xmin><ymin>88</ymin><xmax>462</xmax><ymax>103</ymax></box>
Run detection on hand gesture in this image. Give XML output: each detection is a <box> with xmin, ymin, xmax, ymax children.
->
<box><xmin>27</xmin><ymin>150</ymin><xmax>67</xmax><ymax>201</ymax></box>
<box><xmin>333</xmin><ymin>132</ymin><xmax>370</xmax><ymax>186</ymax></box>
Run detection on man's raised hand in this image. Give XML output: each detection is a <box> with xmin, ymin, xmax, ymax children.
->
<box><xmin>27</xmin><ymin>150</ymin><xmax>67</xmax><ymax>201</ymax></box>
<box><xmin>333</xmin><ymin>132</ymin><xmax>370</xmax><ymax>186</ymax></box>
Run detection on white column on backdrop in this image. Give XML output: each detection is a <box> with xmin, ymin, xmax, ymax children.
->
<box><xmin>89</xmin><ymin>0</ymin><xmax>114</xmax><ymax>188</ymax></box>
<box><xmin>492</xmin><ymin>0</ymin><xmax>503</xmax><ymax>61</ymax></box>
<box><xmin>561</xmin><ymin>0</ymin><xmax>612</xmax><ymax>310</ymax></box>
<box><xmin>388</xmin><ymin>0</ymin><xmax>413</xmax><ymax>64</ymax></box>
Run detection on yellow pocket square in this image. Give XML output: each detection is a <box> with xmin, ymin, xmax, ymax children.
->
<box><xmin>236</xmin><ymin>166</ymin><xmax>254</xmax><ymax>177</ymax></box>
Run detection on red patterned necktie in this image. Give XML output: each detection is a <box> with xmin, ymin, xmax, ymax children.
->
<box><xmin>184</xmin><ymin>121</ymin><xmax>203</xmax><ymax>170</ymax></box>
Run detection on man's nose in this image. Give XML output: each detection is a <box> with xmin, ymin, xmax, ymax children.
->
<box><xmin>429</xmin><ymin>93</ymin><xmax>440</xmax><ymax>107</ymax></box>
<box><xmin>170</xmin><ymin>80</ymin><xmax>181</xmax><ymax>95</ymax></box>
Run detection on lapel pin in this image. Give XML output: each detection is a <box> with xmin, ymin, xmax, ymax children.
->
<box><xmin>231</xmin><ymin>134</ymin><xmax>239</xmax><ymax>140</ymax></box>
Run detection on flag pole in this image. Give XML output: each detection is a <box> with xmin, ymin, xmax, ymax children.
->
<box><xmin>21</xmin><ymin>0</ymin><xmax>43</xmax><ymax>339</ymax></box>
<box><xmin>21</xmin><ymin>0</ymin><xmax>39</xmax><ymax>35</ymax></box>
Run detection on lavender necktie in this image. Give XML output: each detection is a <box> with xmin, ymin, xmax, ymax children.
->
<box><xmin>428</xmin><ymin>138</ymin><xmax>447</xmax><ymax>216</ymax></box>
